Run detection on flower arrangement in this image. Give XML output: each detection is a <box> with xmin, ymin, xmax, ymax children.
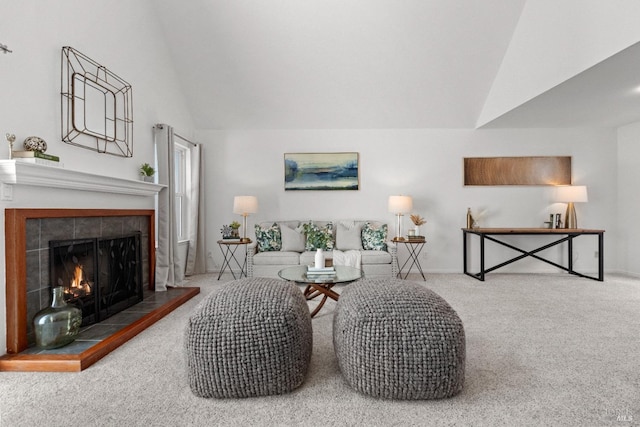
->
<box><xmin>410</xmin><ymin>214</ymin><xmax>426</xmax><ymax>226</ymax></box>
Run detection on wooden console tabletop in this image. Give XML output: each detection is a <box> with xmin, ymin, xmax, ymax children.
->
<box><xmin>463</xmin><ymin>228</ymin><xmax>604</xmax><ymax>234</ymax></box>
<box><xmin>462</xmin><ymin>228</ymin><xmax>604</xmax><ymax>281</ymax></box>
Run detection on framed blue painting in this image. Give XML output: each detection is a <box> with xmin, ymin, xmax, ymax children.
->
<box><xmin>284</xmin><ymin>152</ymin><xmax>359</xmax><ymax>191</ymax></box>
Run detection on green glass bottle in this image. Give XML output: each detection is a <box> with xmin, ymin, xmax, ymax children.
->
<box><xmin>33</xmin><ymin>286</ymin><xmax>82</xmax><ymax>349</ymax></box>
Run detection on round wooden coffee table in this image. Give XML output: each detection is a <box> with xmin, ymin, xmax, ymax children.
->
<box><xmin>278</xmin><ymin>265</ymin><xmax>363</xmax><ymax>317</ymax></box>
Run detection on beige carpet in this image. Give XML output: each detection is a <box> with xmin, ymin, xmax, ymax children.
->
<box><xmin>0</xmin><ymin>273</ymin><xmax>638</xmax><ymax>426</ymax></box>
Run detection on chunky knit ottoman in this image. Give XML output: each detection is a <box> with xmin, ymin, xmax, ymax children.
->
<box><xmin>185</xmin><ymin>278</ymin><xmax>312</xmax><ymax>398</ymax></box>
<box><xmin>333</xmin><ymin>278</ymin><xmax>465</xmax><ymax>400</ymax></box>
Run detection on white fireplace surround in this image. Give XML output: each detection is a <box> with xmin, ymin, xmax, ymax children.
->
<box><xmin>0</xmin><ymin>160</ymin><xmax>164</xmax><ymax>197</ymax></box>
<box><xmin>0</xmin><ymin>160</ymin><xmax>164</xmax><ymax>357</ymax></box>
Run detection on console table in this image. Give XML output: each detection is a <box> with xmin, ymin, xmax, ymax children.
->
<box><xmin>462</xmin><ymin>228</ymin><xmax>604</xmax><ymax>282</ymax></box>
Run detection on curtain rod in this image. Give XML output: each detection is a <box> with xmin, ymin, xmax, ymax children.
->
<box><xmin>174</xmin><ymin>132</ymin><xmax>198</xmax><ymax>147</ymax></box>
<box><xmin>154</xmin><ymin>124</ymin><xmax>198</xmax><ymax>146</ymax></box>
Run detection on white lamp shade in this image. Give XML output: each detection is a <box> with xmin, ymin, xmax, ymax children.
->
<box><xmin>555</xmin><ymin>186</ymin><xmax>588</xmax><ymax>203</ymax></box>
<box><xmin>388</xmin><ymin>195</ymin><xmax>413</xmax><ymax>214</ymax></box>
<box><xmin>233</xmin><ymin>196</ymin><xmax>258</xmax><ymax>215</ymax></box>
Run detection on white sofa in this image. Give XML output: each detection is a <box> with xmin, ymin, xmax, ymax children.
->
<box><xmin>247</xmin><ymin>220</ymin><xmax>398</xmax><ymax>279</ymax></box>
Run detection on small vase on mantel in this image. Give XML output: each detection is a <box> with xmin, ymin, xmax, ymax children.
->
<box><xmin>33</xmin><ymin>286</ymin><xmax>82</xmax><ymax>349</ymax></box>
<box><xmin>314</xmin><ymin>248</ymin><xmax>325</xmax><ymax>269</ymax></box>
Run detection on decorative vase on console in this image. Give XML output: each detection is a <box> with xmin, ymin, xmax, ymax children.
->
<box><xmin>33</xmin><ymin>286</ymin><xmax>82</xmax><ymax>349</ymax></box>
<box><xmin>314</xmin><ymin>248</ymin><xmax>325</xmax><ymax>269</ymax></box>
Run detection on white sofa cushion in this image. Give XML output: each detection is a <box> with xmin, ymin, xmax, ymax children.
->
<box><xmin>280</xmin><ymin>223</ymin><xmax>306</xmax><ymax>252</ymax></box>
<box><xmin>253</xmin><ymin>251</ymin><xmax>301</xmax><ymax>265</ymax></box>
<box><xmin>336</xmin><ymin>221</ymin><xmax>363</xmax><ymax>250</ymax></box>
<box><xmin>361</xmin><ymin>250</ymin><xmax>392</xmax><ymax>264</ymax></box>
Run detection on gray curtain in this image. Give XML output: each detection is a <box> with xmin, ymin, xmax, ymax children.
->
<box><xmin>185</xmin><ymin>144</ymin><xmax>206</xmax><ymax>275</ymax></box>
<box><xmin>153</xmin><ymin>124</ymin><xmax>183</xmax><ymax>290</ymax></box>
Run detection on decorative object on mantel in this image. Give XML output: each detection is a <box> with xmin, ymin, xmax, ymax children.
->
<box><xmin>5</xmin><ymin>133</ymin><xmax>15</xmax><ymax>158</ymax></box>
<box><xmin>12</xmin><ymin>150</ymin><xmax>62</xmax><ymax>167</ymax></box>
<box><xmin>233</xmin><ymin>196</ymin><xmax>258</xmax><ymax>242</ymax></box>
<box><xmin>33</xmin><ymin>286</ymin><xmax>82</xmax><ymax>349</ymax></box>
<box><xmin>554</xmin><ymin>185</ymin><xmax>588</xmax><ymax>229</ymax></box>
<box><xmin>388</xmin><ymin>195</ymin><xmax>413</xmax><ymax>241</ymax></box>
<box><xmin>11</xmin><ymin>150</ymin><xmax>59</xmax><ymax>160</ymax></box>
<box><xmin>23</xmin><ymin>135</ymin><xmax>47</xmax><ymax>152</ymax></box>
<box><xmin>61</xmin><ymin>46</ymin><xmax>133</xmax><ymax>157</ymax></box>
<box><xmin>140</xmin><ymin>162</ymin><xmax>155</xmax><ymax>182</ymax></box>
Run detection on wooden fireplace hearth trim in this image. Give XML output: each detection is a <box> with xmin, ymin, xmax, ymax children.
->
<box><xmin>0</xmin><ymin>286</ymin><xmax>198</xmax><ymax>372</ymax></box>
<box><xmin>5</xmin><ymin>208</ymin><xmax>157</xmax><ymax>355</ymax></box>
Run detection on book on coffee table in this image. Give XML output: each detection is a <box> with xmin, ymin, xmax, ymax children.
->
<box><xmin>307</xmin><ymin>266</ymin><xmax>335</xmax><ymax>273</ymax></box>
<box><xmin>306</xmin><ymin>273</ymin><xmax>336</xmax><ymax>280</ymax></box>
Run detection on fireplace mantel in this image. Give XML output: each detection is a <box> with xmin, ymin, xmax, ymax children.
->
<box><xmin>0</xmin><ymin>160</ymin><xmax>165</xmax><ymax>197</ymax></box>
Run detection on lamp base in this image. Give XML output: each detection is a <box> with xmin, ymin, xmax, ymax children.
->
<box><xmin>392</xmin><ymin>237</ymin><xmax>406</xmax><ymax>242</ymax></box>
<box><xmin>240</xmin><ymin>238</ymin><xmax>252</xmax><ymax>243</ymax></box>
<box><xmin>565</xmin><ymin>202</ymin><xmax>578</xmax><ymax>229</ymax></box>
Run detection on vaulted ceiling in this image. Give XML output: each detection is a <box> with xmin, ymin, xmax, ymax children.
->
<box><xmin>153</xmin><ymin>1</ymin><xmax>640</xmax><ymax>130</ymax></box>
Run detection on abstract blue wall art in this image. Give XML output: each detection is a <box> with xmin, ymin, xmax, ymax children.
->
<box><xmin>284</xmin><ymin>152</ymin><xmax>359</xmax><ymax>191</ymax></box>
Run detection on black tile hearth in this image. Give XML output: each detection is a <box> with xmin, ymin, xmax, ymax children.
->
<box><xmin>18</xmin><ymin>288</ymin><xmax>173</xmax><ymax>356</ymax></box>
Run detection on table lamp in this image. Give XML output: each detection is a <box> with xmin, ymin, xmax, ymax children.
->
<box><xmin>555</xmin><ymin>186</ymin><xmax>588</xmax><ymax>229</ymax></box>
<box><xmin>233</xmin><ymin>196</ymin><xmax>258</xmax><ymax>242</ymax></box>
<box><xmin>388</xmin><ymin>195</ymin><xmax>413</xmax><ymax>241</ymax></box>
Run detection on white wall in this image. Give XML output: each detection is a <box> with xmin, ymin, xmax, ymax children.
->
<box><xmin>0</xmin><ymin>0</ymin><xmax>194</xmax><ymax>176</ymax></box>
<box><xmin>198</xmin><ymin>128</ymin><xmax>617</xmax><ymax>276</ymax></box>
<box><xmin>479</xmin><ymin>0</ymin><xmax>640</xmax><ymax>126</ymax></box>
<box><xmin>617</xmin><ymin>122</ymin><xmax>640</xmax><ymax>276</ymax></box>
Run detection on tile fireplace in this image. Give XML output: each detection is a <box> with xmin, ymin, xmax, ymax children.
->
<box><xmin>49</xmin><ymin>232</ymin><xmax>143</xmax><ymax>328</ymax></box>
<box><xmin>8</xmin><ymin>209</ymin><xmax>154</xmax><ymax>351</ymax></box>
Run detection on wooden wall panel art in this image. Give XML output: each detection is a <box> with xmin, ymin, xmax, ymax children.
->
<box><xmin>464</xmin><ymin>156</ymin><xmax>571</xmax><ymax>186</ymax></box>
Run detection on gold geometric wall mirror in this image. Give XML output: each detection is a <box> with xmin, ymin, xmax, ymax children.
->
<box><xmin>61</xmin><ymin>46</ymin><xmax>133</xmax><ymax>157</ymax></box>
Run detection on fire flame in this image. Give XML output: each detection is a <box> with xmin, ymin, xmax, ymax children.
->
<box><xmin>68</xmin><ymin>264</ymin><xmax>92</xmax><ymax>297</ymax></box>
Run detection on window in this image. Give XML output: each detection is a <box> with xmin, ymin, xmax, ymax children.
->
<box><xmin>174</xmin><ymin>143</ymin><xmax>190</xmax><ymax>241</ymax></box>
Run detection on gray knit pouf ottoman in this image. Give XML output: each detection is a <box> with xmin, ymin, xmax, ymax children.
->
<box><xmin>185</xmin><ymin>277</ymin><xmax>312</xmax><ymax>398</ymax></box>
<box><xmin>333</xmin><ymin>278</ymin><xmax>465</xmax><ymax>400</ymax></box>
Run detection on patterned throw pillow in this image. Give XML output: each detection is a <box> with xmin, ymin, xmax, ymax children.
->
<box><xmin>361</xmin><ymin>222</ymin><xmax>387</xmax><ymax>251</ymax></box>
<box><xmin>302</xmin><ymin>222</ymin><xmax>334</xmax><ymax>251</ymax></box>
<box><xmin>254</xmin><ymin>223</ymin><xmax>282</xmax><ymax>252</ymax></box>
